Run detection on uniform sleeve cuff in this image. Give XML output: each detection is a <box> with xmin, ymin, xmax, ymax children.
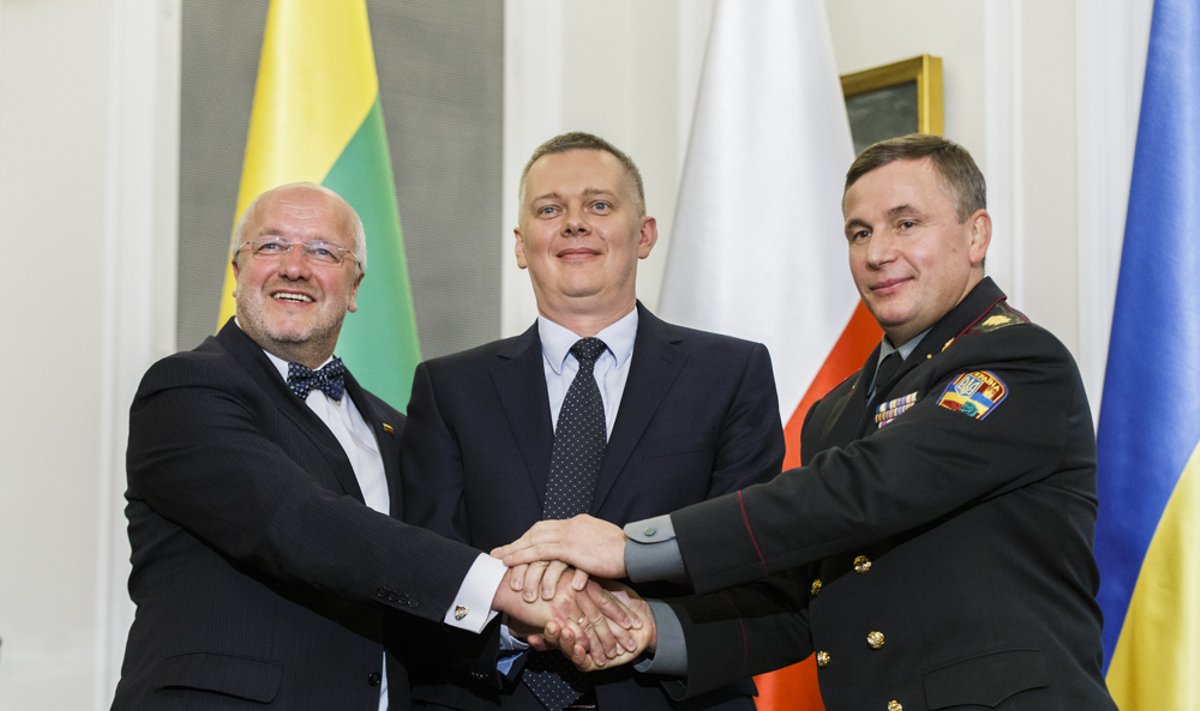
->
<box><xmin>624</xmin><ymin>515</ymin><xmax>687</xmax><ymax>583</ymax></box>
<box><xmin>633</xmin><ymin>599</ymin><xmax>687</xmax><ymax>676</ymax></box>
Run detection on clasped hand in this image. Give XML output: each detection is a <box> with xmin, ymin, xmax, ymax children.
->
<box><xmin>491</xmin><ymin>517</ymin><xmax>655</xmax><ymax>671</ymax></box>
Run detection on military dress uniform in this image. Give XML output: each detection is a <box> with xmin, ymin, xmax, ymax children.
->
<box><xmin>659</xmin><ymin>278</ymin><xmax>1117</xmax><ymax>710</ymax></box>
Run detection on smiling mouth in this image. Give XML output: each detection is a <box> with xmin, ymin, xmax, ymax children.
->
<box><xmin>273</xmin><ymin>292</ymin><xmax>314</xmax><ymax>303</ymax></box>
<box><xmin>871</xmin><ymin>277</ymin><xmax>909</xmax><ymax>293</ymax></box>
<box><xmin>557</xmin><ymin>248</ymin><xmax>601</xmax><ymax>260</ymax></box>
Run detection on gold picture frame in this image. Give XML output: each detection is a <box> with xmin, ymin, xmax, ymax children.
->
<box><xmin>841</xmin><ymin>54</ymin><xmax>944</xmax><ymax>155</ymax></box>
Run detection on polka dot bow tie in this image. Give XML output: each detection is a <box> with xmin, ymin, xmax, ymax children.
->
<box><xmin>287</xmin><ymin>357</ymin><xmax>346</xmax><ymax>401</ymax></box>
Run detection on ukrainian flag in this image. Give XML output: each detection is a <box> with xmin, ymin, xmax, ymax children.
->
<box><xmin>1095</xmin><ymin>0</ymin><xmax>1200</xmax><ymax>706</ymax></box>
<box><xmin>216</xmin><ymin>0</ymin><xmax>421</xmax><ymax>410</ymax></box>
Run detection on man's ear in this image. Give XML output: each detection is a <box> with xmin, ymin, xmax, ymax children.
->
<box><xmin>514</xmin><ymin>227</ymin><xmax>528</xmax><ymax>269</ymax></box>
<box><xmin>637</xmin><ymin>216</ymin><xmax>658</xmax><ymax>259</ymax></box>
<box><xmin>347</xmin><ymin>272</ymin><xmax>364</xmax><ymax>313</ymax></box>
<box><xmin>967</xmin><ymin>209</ymin><xmax>992</xmax><ymax>267</ymax></box>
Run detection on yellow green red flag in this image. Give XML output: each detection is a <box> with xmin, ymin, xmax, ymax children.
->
<box><xmin>217</xmin><ymin>0</ymin><xmax>420</xmax><ymax>410</ymax></box>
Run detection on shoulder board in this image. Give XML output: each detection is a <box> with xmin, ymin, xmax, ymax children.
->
<box><xmin>966</xmin><ymin>300</ymin><xmax>1030</xmax><ymax>336</ymax></box>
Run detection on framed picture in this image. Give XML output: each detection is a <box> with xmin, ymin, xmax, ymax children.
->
<box><xmin>841</xmin><ymin>54</ymin><xmax>943</xmax><ymax>155</ymax></box>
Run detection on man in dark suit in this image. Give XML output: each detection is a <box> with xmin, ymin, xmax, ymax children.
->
<box><xmin>112</xmin><ymin>183</ymin><xmax>635</xmax><ymax>710</ymax></box>
<box><xmin>496</xmin><ymin>135</ymin><xmax>1119</xmax><ymax>710</ymax></box>
<box><xmin>399</xmin><ymin>132</ymin><xmax>785</xmax><ymax>711</ymax></box>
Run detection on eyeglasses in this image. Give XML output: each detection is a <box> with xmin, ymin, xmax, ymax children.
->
<box><xmin>238</xmin><ymin>237</ymin><xmax>361</xmax><ymax>268</ymax></box>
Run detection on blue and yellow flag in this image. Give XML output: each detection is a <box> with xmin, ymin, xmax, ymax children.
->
<box><xmin>1095</xmin><ymin>0</ymin><xmax>1200</xmax><ymax>706</ymax></box>
<box><xmin>217</xmin><ymin>0</ymin><xmax>421</xmax><ymax>410</ymax></box>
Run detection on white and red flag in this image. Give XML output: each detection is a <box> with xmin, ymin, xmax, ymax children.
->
<box><xmin>658</xmin><ymin>1</ymin><xmax>878</xmax><ymax>706</ymax></box>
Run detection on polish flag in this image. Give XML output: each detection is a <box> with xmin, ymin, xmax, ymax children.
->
<box><xmin>657</xmin><ymin>1</ymin><xmax>879</xmax><ymax>706</ymax></box>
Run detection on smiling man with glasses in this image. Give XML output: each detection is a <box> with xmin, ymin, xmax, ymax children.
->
<box><xmin>111</xmin><ymin>182</ymin><xmax>640</xmax><ymax>710</ymax></box>
<box><xmin>229</xmin><ymin>184</ymin><xmax>368</xmax><ymax>370</ymax></box>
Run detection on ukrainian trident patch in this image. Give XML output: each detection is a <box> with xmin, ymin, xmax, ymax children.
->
<box><xmin>936</xmin><ymin>370</ymin><xmax>1008</xmax><ymax>420</ymax></box>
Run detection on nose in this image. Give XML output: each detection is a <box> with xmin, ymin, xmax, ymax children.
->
<box><xmin>562</xmin><ymin>207</ymin><xmax>591</xmax><ymax>237</ymax></box>
<box><xmin>277</xmin><ymin>243</ymin><xmax>311</xmax><ymax>279</ymax></box>
<box><xmin>864</xmin><ymin>231</ymin><xmax>896</xmax><ymax>268</ymax></box>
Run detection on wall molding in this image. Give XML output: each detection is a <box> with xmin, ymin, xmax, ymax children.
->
<box><xmin>1074</xmin><ymin>0</ymin><xmax>1151</xmax><ymax>419</ymax></box>
<box><xmin>95</xmin><ymin>0</ymin><xmax>180</xmax><ymax>705</ymax></box>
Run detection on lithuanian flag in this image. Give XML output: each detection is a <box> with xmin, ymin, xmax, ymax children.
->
<box><xmin>216</xmin><ymin>0</ymin><xmax>420</xmax><ymax>410</ymax></box>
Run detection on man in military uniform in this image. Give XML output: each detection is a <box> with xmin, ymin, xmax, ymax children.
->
<box><xmin>495</xmin><ymin>135</ymin><xmax>1119</xmax><ymax>710</ymax></box>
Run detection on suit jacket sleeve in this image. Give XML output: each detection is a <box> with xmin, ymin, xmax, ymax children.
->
<box><xmin>698</xmin><ymin>341</ymin><xmax>786</xmax><ymax>497</ymax></box>
<box><xmin>670</xmin><ymin>323</ymin><xmax>1090</xmax><ymax>593</ymax></box>
<box><xmin>396</xmin><ymin>359</ymin><xmax>508</xmax><ymax>684</ymax></box>
<box><xmin>126</xmin><ymin>351</ymin><xmax>481</xmax><ymax>623</ymax></box>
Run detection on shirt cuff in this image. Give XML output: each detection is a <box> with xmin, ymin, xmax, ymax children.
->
<box><xmin>497</xmin><ymin>624</ymin><xmax>530</xmax><ymax>679</ymax></box>
<box><xmin>624</xmin><ymin>515</ymin><xmax>687</xmax><ymax>583</ymax></box>
<box><xmin>499</xmin><ymin>623</ymin><xmax>532</xmax><ymax>651</ymax></box>
<box><xmin>632</xmin><ymin>599</ymin><xmax>687</xmax><ymax>676</ymax></box>
<box><xmin>443</xmin><ymin>553</ymin><xmax>506</xmax><ymax>632</ymax></box>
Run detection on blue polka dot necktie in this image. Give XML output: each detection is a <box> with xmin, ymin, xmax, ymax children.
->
<box><xmin>524</xmin><ymin>337</ymin><xmax>608</xmax><ymax>711</ymax></box>
<box><xmin>287</xmin><ymin>357</ymin><xmax>346</xmax><ymax>401</ymax></box>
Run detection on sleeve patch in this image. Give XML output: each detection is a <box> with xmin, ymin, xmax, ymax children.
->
<box><xmin>936</xmin><ymin>370</ymin><xmax>1008</xmax><ymax>420</ymax></box>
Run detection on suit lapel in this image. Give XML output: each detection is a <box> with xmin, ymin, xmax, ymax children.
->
<box><xmin>589</xmin><ymin>306</ymin><xmax>686</xmax><ymax>513</ymax></box>
<box><xmin>215</xmin><ymin>319</ymin><xmax>366</xmax><ymax>502</ymax></box>
<box><xmin>491</xmin><ymin>325</ymin><xmax>555</xmax><ymax>507</ymax></box>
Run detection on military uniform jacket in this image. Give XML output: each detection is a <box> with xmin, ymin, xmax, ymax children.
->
<box><xmin>112</xmin><ymin>320</ymin><xmax>486</xmax><ymax>710</ymax></box>
<box><xmin>664</xmin><ymin>279</ymin><xmax>1117</xmax><ymax>710</ymax></box>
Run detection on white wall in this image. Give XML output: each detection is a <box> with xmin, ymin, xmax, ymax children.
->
<box><xmin>0</xmin><ymin>0</ymin><xmax>1153</xmax><ymax>707</ymax></box>
<box><xmin>0</xmin><ymin>1</ymin><xmax>178</xmax><ymax>709</ymax></box>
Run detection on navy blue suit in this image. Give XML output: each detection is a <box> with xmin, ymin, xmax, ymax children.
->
<box><xmin>400</xmin><ymin>304</ymin><xmax>785</xmax><ymax>710</ymax></box>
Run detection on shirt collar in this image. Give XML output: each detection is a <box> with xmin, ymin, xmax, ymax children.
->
<box><xmin>538</xmin><ymin>307</ymin><xmax>638</xmax><ymax>375</ymax></box>
<box><xmin>879</xmin><ymin>327</ymin><xmax>933</xmax><ymax>363</ymax></box>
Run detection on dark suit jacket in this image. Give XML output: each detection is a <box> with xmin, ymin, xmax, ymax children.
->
<box><xmin>400</xmin><ymin>304</ymin><xmax>785</xmax><ymax>710</ymax></box>
<box><xmin>112</xmin><ymin>319</ymin><xmax>486</xmax><ymax>710</ymax></box>
<box><xmin>664</xmin><ymin>279</ymin><xmax>1117</xmax><ymax>710</ymax></box>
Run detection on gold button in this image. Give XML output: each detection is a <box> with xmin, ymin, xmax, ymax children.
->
<box><xmin>815</xmin><ymin>650</ymin><xmax>830</xmax><ymax>668</ymax></box>
<box><xmin>853</xmin><ymin>555</ymin><xmax>872</xmax><ymax>573</ymax></box>
<box><xmin>867</xmin><ymin>630</ymin><xmax>886</xmax><ymax>649</ymax></box>
<box><xmin>887</xmin><ymin>700</ymin><xmax>903</xmax><ymax>711</ymax></box>
<box><xmin>810</xmin><ymin>578</ymin><xmax>822</xmax><ymax>597</ymax></box>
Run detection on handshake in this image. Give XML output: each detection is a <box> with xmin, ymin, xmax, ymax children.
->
<box><xmin>487</xmin><ymin>515</ymin><xmax>642</xmax><ymax>671</ymax></box>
